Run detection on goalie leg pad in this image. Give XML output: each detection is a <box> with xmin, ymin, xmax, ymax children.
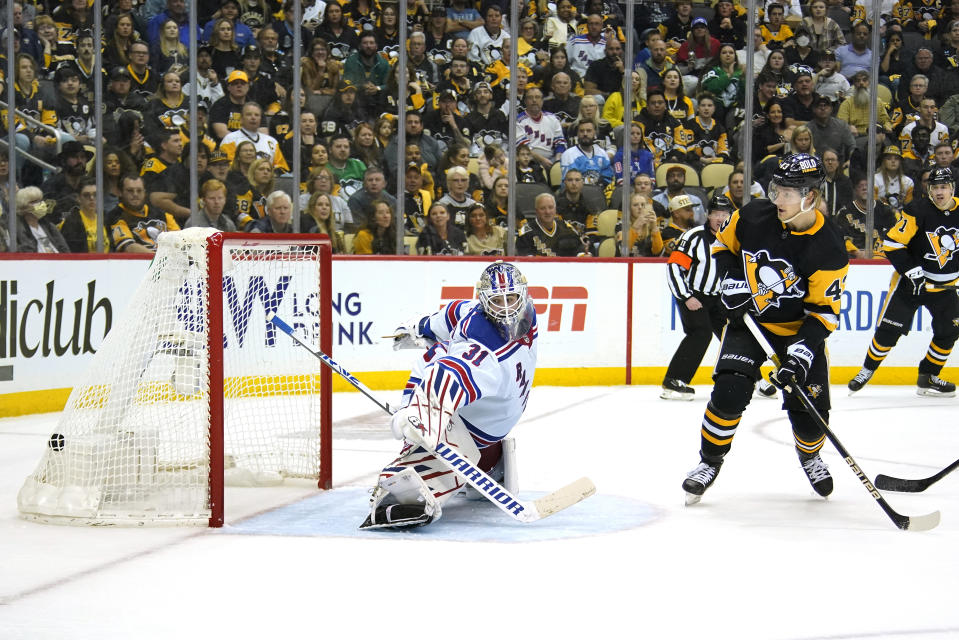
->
<box><xmin>465</xmin><ymin>437</ymin><xmax>518</xmax><ymax>500</ymax></box>
<box><xmin>361</xmin><ymin>468</ymin><xmax>441</xmax><ymax>530</ymax></box>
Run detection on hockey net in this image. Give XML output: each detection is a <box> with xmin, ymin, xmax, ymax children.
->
<box><xmin>17</xmin><ymin>229</ymin><xmax>333</xmax><ymax>526</ymax></box>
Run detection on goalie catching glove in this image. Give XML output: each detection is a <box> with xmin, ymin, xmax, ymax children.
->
<box><xmin>771</xmin><ymin>341</ymin><xmax>814</xmax><ymax>390</ymax></box>
<box><xmin>391</xmin><ymin>316</ymin><xmax>436</xmax><ymax>350</ymax></box>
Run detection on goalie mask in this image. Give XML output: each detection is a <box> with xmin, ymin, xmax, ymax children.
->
<box><xmin>476</xmin><ymin>261</ymin><xmax>534</xmax><ymax>341</ymax></box>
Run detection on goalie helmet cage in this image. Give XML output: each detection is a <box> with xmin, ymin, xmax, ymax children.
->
<box><xmin>17</xmin><ymin>230</ymin><xmax>333</xmax><ymax>527</ymax></box>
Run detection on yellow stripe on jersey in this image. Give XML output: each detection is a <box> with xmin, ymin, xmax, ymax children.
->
<box><xmin>712</xmin><ymin>209</ymin><xmax>742</xmax><ymax>257</ymax></box>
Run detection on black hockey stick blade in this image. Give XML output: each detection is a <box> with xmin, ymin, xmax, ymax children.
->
<box><xmin>741</xmin><ymin>315</ymin><xmax>941</xmax><ymax>532</ymax></box>
<box><xmin>874</xmin><ymin>458</ymin><xmax>959</xmax><ymax>493</ymax></box>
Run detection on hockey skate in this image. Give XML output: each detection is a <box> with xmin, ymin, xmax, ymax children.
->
<box><xmin>682</xmin><ymin>456</ymin><xmax>723</xmax><ymax>505</ymax></box>
<box><xmin>754</xmin><ymin>378</ymin><xmax>778</xmax><ymax>398</ymax></box>
<box><xmin>661</xmin><ymin>377</ymin><xmax>695</xmax><ymax>401</ymax></box>
<box><xmin>917</xmin><ymin>373</ymin><xmax>956</xmax><ymax>397</ymax></box>
<box><xmin>847</xmin><ymin>368</ymin><xmax>874</xmax><ymax>395</ymax></box>
<box><xmin>798</xmin><ymin>450</ymin><xmax>833</xmax><ymax>497</ymax></box>
<box><xmin>359</xmin><ymin>503</ymin><xmax>436</xmax><ymax>530</ymax></box>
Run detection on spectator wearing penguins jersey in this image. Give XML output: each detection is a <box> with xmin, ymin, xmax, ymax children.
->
<box><xmin>559</xmin><ymin>120</ymin><xmax>613</xmax><ymax>188</ymax></box>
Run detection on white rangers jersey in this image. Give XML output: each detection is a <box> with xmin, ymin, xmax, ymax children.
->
<box><xmin>516</xmin><ymin>111</ymin><xmax>567</xmax><ymax>159</ymax></box>
<box><xmin>404</xmin><ymin>300</ymin><xmax>538</xmax><ymax>447</ymax></box>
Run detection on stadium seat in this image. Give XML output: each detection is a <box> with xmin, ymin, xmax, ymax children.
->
<box><xmin>596</xmin><ymin>209</ymin><xmax>620</xmax><ymax>237</ymax></box>
<box><xmin>343</xmin><ymin>233</ymin><xmax>355</xmax><ymax>253</ymax></box>
<box><xmin>876</xmin><ymin>84</ymin><xmax>892</xmax><ymax>108</ymax></box>
<box><xmin>700</xmin><ymin>163</ymin><xmax>735</xmax><ymax>190</ymax></box>
<box><xmin>607</xmin><ymin>185</ymin><xmax>625</xmax><ymax>212</ymax></box>
<box><xmin>656</xmin><ymin>162</ymin><xmax>700</xmax><ymax>187</ymax></box>
<box><xmin>581</xmin><ymin>184</ymin><xmax>608</xmax><ymax>211</ymax></box>
<box><xmin>515</xmin><ymin>182</ymin><xmax>554</xmax><ymax>218</ymax></box>
<box><xmin>549</xmin><ymin>162</ymin><xmax>563</xmax><ymax>187</ymax></box>
<box><xmin>598</xmin><ymin>238</ymin><xmax>618</xmax><ymax>257</ymax></box>
<box><xmin>404</xmin><ymin>236</ymin><xmax>418</xmax><ymax>255</ymax></box>
<box><xmin>467</xmin><ymin>158</ymin><xmax>479</xmax><ymax>176</ymax></box>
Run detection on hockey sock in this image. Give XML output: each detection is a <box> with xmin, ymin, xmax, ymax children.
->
<box><xmin>700</xmin><ymin>402</ymin><xmax>742</xmax><ymax>459</ymax></box>
<box><xmin>919</xmin><ymin>339</ymin><xmax>955</xmax><ymax>375</ymax></box>
<box><xmin>788</xmin><ymin>409</ymin><xmax>827</xmax><ymax>454</ymax></box>
<box><xmin>863</xmin><ymin>336</ymin><xmax>895</xmax><ymax>370</ymax></box>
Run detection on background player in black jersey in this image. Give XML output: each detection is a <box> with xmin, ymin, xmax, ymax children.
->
<box><xmin>682</xmin><ymin>153</ymin><xmax>849</xmax><ymax>505</ymax></box>
<box><xmin>847</xmin><ymin>167</ymin><xmax>959</xmax><ymax>397</ymax></box>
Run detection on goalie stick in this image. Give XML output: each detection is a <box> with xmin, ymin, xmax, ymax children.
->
<box><xmin>267</xmin><ymin>313</ymin><xmax>596</xmax><ymax>523</ymax></box>
<box><xmin>742</xmin><ymin>314</ymin><xmax>940</xmax><ymax>532</ymax></box>
<box><xmin>874</xmin><ymin>458</ymin><xmax>959</xmax><ymax>493</ymax></box>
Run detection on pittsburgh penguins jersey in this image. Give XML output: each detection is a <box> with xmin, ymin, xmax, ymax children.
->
<box><xmin>411</xmin><ymin>300</ymin><xmax>538</xmax><ymax>445</ymax></box>
<box><xmin>713</xmin><ymin>199</ymin><xmax>849</xmax><ymax>347</ymax></box>
<box><xmin>677</xmin><ymin>116</ymin><xmax>730</xmax><ymax>164</ymax></box>
<box><xmin>108</xmin><ymin>204</ymin><xmax>181</xmax><ymax>252</ymax></box>
<box><xmin>834</xmin><ymin>199</ymin><xmax>898</xmax><ymax>257</ymax></box>
<box><xmin>882</xmin><ymin>195</ymin><xmax>959</xmax><ymax>289</ymax></box>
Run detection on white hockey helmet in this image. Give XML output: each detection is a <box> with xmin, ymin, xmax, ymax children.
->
<box><xmin>476</xmin><ymin>261</ymin><xmax>534</xmax><ymax>341</ymax></box>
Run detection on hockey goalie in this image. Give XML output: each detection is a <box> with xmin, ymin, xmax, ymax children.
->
<box><xmin>361</xmin><ymin>261</ymin><xmax>537</xmax><ymax>529</ymax></box>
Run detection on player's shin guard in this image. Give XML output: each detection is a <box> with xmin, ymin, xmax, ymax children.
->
<box><xmin>789</xmin><ymin>410</ymin><xmax>833</xmax><ymax>497</ymax></box>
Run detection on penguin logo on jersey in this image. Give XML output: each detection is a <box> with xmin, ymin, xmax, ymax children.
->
<box><xmin>924</xmin><ymin>226</ymin><xmax>959</xmax><ymax>268</ymax></box>
<box><xmin>742</xmin><ymin>250</ymin><xmax>804</xmax><ymax>313</ymax></box>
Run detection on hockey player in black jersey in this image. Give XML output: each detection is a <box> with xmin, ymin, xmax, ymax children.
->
<box><xmin>682</xmin><ymin>153</ymin><xmax>849</xmax><ymax>504</ymax></box>
<box><xmin>847</xmin><ymin>167</ymin><xmax>959</xmax><ymax>397</ymax></box>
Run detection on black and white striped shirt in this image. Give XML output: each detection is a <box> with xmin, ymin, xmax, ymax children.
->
<box><xmin>666</xmin><ymin>225</ymin><xmax>722</xmax><ymax>300</ymax></box>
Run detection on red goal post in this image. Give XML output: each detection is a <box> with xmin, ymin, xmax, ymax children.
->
<box><xmin>17</xmin><ymin>230</ymin><xmax>333</xmax><ymax>527</ymax></box>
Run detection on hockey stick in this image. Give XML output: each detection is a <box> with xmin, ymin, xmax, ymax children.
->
<box><xmin>267</xmin><ymin>313</ymin><xmax>596</xmax><ymax>523</ymax></box>
<box><xmin>741</xmin><ymin>314</ymin><xmax>940</xmax><ymax>531</ymax></box>
<box><xmin>874</xmin><ymin>458</ymin><xmax>959</xmax><ymax>493</ymax></box>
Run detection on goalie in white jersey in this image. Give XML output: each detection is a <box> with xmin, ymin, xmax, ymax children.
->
<box><xmin>361</xmin><ymin>262</ymin><xmax>539</xmax><ymax>529</ymax></box>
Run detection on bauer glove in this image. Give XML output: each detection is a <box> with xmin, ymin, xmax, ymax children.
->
<box><xmin>772</xmin><ymin>341</ymin><xmax>814</xmax><ymax>390</ymax></box>
<box><xmin>904</xmin><ymin>266</ymin><xmax>926</xmax><ymax>297</ymax></box>
<box><xmin>720</xmin><ymin>276</ymin><xmax>752</xmax><ymax>317</ymax></box>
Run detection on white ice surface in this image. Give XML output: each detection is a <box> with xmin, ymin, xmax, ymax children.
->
<box><xmin>1</xmin><ymin>385</ymin><xmax>958</xmax><ymax>640</ymax></box>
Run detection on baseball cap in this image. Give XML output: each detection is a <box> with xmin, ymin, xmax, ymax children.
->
<box><xmin>241</xmin><ymin>44</ymin><xmax>261</xmax><ymax>58</ymax></box>
<box><xmin>54</xmin><ymin>65</ymin><xmax>80</xmax><ymax>84</ymax></box>
<box><xmin>670</xmin><ymin>194</ymin><xmax>694</xmax><ymax>212</ymax></box>
<box><xmin>209</xmin><ymin>149</ymin><xmax>229</xmax><ymax>165</ymax></box>
<box><xmin>340</xmin><ymin>79</ymin><xmax>357</xmax><ymax>92</ymax></box>
<box><xmin>110</xmin><ymin>66</ymin><xmax>132</xmax><ymax>81</ymax></box>
<box><xmin>406</xmin><ymin>161</ymin><xmax>422</xmax><ymax>173</ymax></box>
<box><xmin>813</xmin><ymin>94</ymin><xmax>833</xmax><ymax>106</ymax></box>
<box><xmin>692</xmin><ymin>17</ymin><xmax>708</xmax><ymax>28</ymax></box>
<box><xmin>472</xmin><ymin>81</ymin><xmax>493</xmax><ymax>94</ymax></box>
<box><xmin>439</xmin><ymin>89</ymin><xmax>457</xmax><ymax>101</ymax></box>
<box><xmin>883</xmin><ymin>145</ymin><xmax>902</xmax><ymax>157</ymax></box>
<box><xmin>227</xmin><ymin>69</ymin><xmax>249</xmax><ymax>83</ymax></box>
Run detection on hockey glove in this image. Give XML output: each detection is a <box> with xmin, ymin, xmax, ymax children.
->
<box><xmin>720</xmin><ymin>276</ymin><xmax>752</xmax><ymax>318</ymax></box>
<box><xmin>390</xmin><ymin>408</ymin><xmax>426</xmax><ymax>441</ymax></box>
<box><xmin>391</xmin><ymin>317</ymin><xmax>434</xmax><ymax>350</ymax></box>
<box><xmin>904</xmin><ymin>266</ymin><xmax>926</xmax><ymax>297</ymax></box>
<box><xmin>772</xmin><ymin>341</ymin><xmax>814</xmax><ymax>390</ymax></box>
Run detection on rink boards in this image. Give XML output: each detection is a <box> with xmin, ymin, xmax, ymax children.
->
<box><xmin>0</xmin><ymin>254</ymin><xmax>947</xmax><ymax>415</ymax></box>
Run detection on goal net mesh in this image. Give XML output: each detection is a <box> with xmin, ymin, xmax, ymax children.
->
<box><xmin>17</xmin><ymin>229</ymin><xmax>328</xmax><ymax>525</ymax></box>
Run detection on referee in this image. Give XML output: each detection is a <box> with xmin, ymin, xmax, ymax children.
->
<box><xmin>661</xmin><ymin>195</ymin><xmax>733</xmax><ymax>400</ymax></box>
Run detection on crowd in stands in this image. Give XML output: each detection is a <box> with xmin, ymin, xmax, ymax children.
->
<box><xmin>3</xmin><ymin>0</ymin><xmax>959</xmax><ymax>257</ymax></box>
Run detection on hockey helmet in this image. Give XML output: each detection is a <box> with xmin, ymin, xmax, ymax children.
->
<box><xmin>708</xmin><ymin>194</ymin><xmax>734</xmax><ymax>212</ymax></box>
<box><xmin>928</xmin><ymin>166</ymin><xmax>954</xmax><ymax>186</ymax></box>
<box><xmin>770</xmin><ymin>153</ymin><xmax>825</xmax><ymax>192</ymax></box>
<box><xmin>476</xmin><ymin>261</ymin><xmax>534</xmax><ymax>341</ymax></box>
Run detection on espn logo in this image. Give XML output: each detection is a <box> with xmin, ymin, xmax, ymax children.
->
<box><xmin>440</xmin><ymin>286</ymin><xmax>587</xmax><ymax>332</ymax></box>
